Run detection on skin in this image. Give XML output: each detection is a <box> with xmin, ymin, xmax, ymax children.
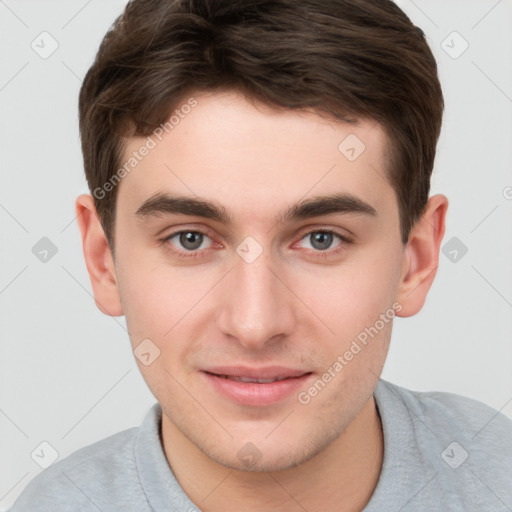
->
<box><xmin>76</xmin><ymin>90</ymin><xmax>448</xmax><ymax>512</ymax></box>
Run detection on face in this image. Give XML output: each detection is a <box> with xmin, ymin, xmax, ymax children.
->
<box><xmin>111</xmin><ymin>90</ymin><xmax>406</xmax><ymax>471</ymax></box>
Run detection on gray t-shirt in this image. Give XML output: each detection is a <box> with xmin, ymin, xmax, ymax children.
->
<box><xmin>9</xmin><ymin>379</ymin><xmax>512</xmax><ymax>511</ymax></box>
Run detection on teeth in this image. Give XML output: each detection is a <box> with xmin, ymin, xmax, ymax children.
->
<box><xmin>223</xmin><ymin>375</ymin><xmax>288</xmax><ymax>383</ymax></box>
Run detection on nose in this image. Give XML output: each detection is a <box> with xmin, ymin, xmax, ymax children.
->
<box><xmin>216</xmin><ymin>245</ymin><xmax>296</xmax><ymax>351</ymax></box>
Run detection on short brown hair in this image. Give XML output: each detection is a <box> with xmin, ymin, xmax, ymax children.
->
<box><xmin>79</xmin><ymin>0</ymin><xmax>444</xmax><ymax>248</ymax></box>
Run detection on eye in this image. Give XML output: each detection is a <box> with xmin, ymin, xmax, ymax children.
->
<box><xmin>298</xmin><ymin>230</ymin><xmax>348</xmax><ymax>252</ymax></box>
<box><xmin>161</xmin><ymin>228</ymin><xmax>351</xmax><ymax>260</ymax></box>
<box><xmin>166</xmin><ymin>230</ymin><xmax>213</xmax><ymax>252</ymax></box>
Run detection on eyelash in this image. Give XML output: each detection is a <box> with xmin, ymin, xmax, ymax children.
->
<box><xmin>159</xmin><ymin>228</ymin><xmax>353</xmax><ymax>260</ymax></box>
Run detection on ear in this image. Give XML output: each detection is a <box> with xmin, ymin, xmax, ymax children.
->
<box><xmin>75</xmin><ymin>194</ymin><xmax>124</xmax><ymax>316</ymax></box>
<box><xmin>396</xmin><ymin>194</ymin><xmax>448</xmax><ymax>317</ymax></box>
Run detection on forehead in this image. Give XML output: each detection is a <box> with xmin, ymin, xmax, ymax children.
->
<box><xmin>116</xmin><ymin>90</ymin><xmax>395</xmax><ymax>225</ymax></box>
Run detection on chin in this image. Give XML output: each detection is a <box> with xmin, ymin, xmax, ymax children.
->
<box><xmin>202</xmin><ymin>426</ymin><xmax>342</xmax><ymax>473</ymax></box>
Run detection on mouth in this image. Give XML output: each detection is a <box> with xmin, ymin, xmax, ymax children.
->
<box><xmin>201</xmin><ymin>366</ymin><xmax>313</xmax><ymax>406</ymax></box>
<box><xmin>212</xmin><ymin>374</ymin><xmax>293</xmax><ymax>384</ymax></box>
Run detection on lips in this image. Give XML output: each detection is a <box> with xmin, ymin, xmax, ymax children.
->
<box><xmin>204</xmin><ymin>365</ymin><xmax>309</xmax><ymax>378</ymax></box>
<box><xmin>216</xmin><ymin>375</ymin><xmax>290</xmax><ymax>384</ymax></box>
<box><xmin>203</xmin><ymin>365</ymin><xmax>310</xmax><ymax>381</ymax></box>
<box><xmin>201</xmin><ymin>366</ymin><xmax>313</xmax><ymax>406</ymax></box>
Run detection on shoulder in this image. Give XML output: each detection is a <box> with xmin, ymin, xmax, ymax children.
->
<box><xmin>9</xmin><ymin>425</ymin><xmax>149</xmax><ymax>511</ymax></box>
<box><xmin>369</xmin><ymin>381</ymin><xmax>512</xmax><ymax>510</ymax></box>
<box><xmin>387</xmin><ymin>380</ymin><xmax>512</xmax><ymax>445</ymax></box>
<box><xmin>376</xmin><ymin>379</ymin><xmax>512</xmax><ymax>488</ymax></box>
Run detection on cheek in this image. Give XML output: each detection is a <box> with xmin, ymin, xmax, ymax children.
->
<box><xmin>116</xmin><ymin>263</ymin><xmax>200</xmax><ymax>394</ymax></box>
<box><xmin>115</xmin><ymin>221</ymin><xmax>403</xmax><ymax>364</ymax></box>
<box><xmin>115</xmin><ymin>247</ymin><xmax>195</xmax><ymax>346</ymax></box>
<box><xmin>291</xmin><ymin>254</ymin><xmax>401</xmax><ymax>343</ymax></box>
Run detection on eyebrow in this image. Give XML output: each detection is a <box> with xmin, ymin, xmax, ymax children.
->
<box><xmin>134</xmin><ymin>192</ymin><xmax>377</xmax><ymax>224</ymax></box>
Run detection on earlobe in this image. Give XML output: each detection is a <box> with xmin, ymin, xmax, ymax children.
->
<box><xmin>396</xmin><ymin>194</ymin><xmax>448</xmax><ymax>317</ymax></box>
<box><xmin>75</xmin><ymin>194</ymin><xmax>124</xmax><ymax>317</ymax></box>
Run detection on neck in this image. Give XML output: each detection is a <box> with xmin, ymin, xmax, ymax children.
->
<box><xmin>161</xmin><ymin>396</ymin><xmax>383</xmax><ymax>512</ymax></box>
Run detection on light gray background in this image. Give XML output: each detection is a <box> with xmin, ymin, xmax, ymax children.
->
<box><xmin>1</xmin><ymin>0</ymin><xmax>511</xmax><ymax>509</ymax></box>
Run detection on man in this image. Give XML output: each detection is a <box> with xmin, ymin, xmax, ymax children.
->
<box><xmin>10</xmin><ymin>0</ymin><xmax>512</xmax><ymax>510</ymax></box>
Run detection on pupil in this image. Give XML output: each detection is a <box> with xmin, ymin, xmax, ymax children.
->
<box><xmin>180</xmin><ymin>232</ymin><xmax>203</xmax><ymax>250</ymax></box>
<box><xmin>311</xmin><ymin>232</ymin><xmax>332</xmax><ymax>250</ymax></box>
